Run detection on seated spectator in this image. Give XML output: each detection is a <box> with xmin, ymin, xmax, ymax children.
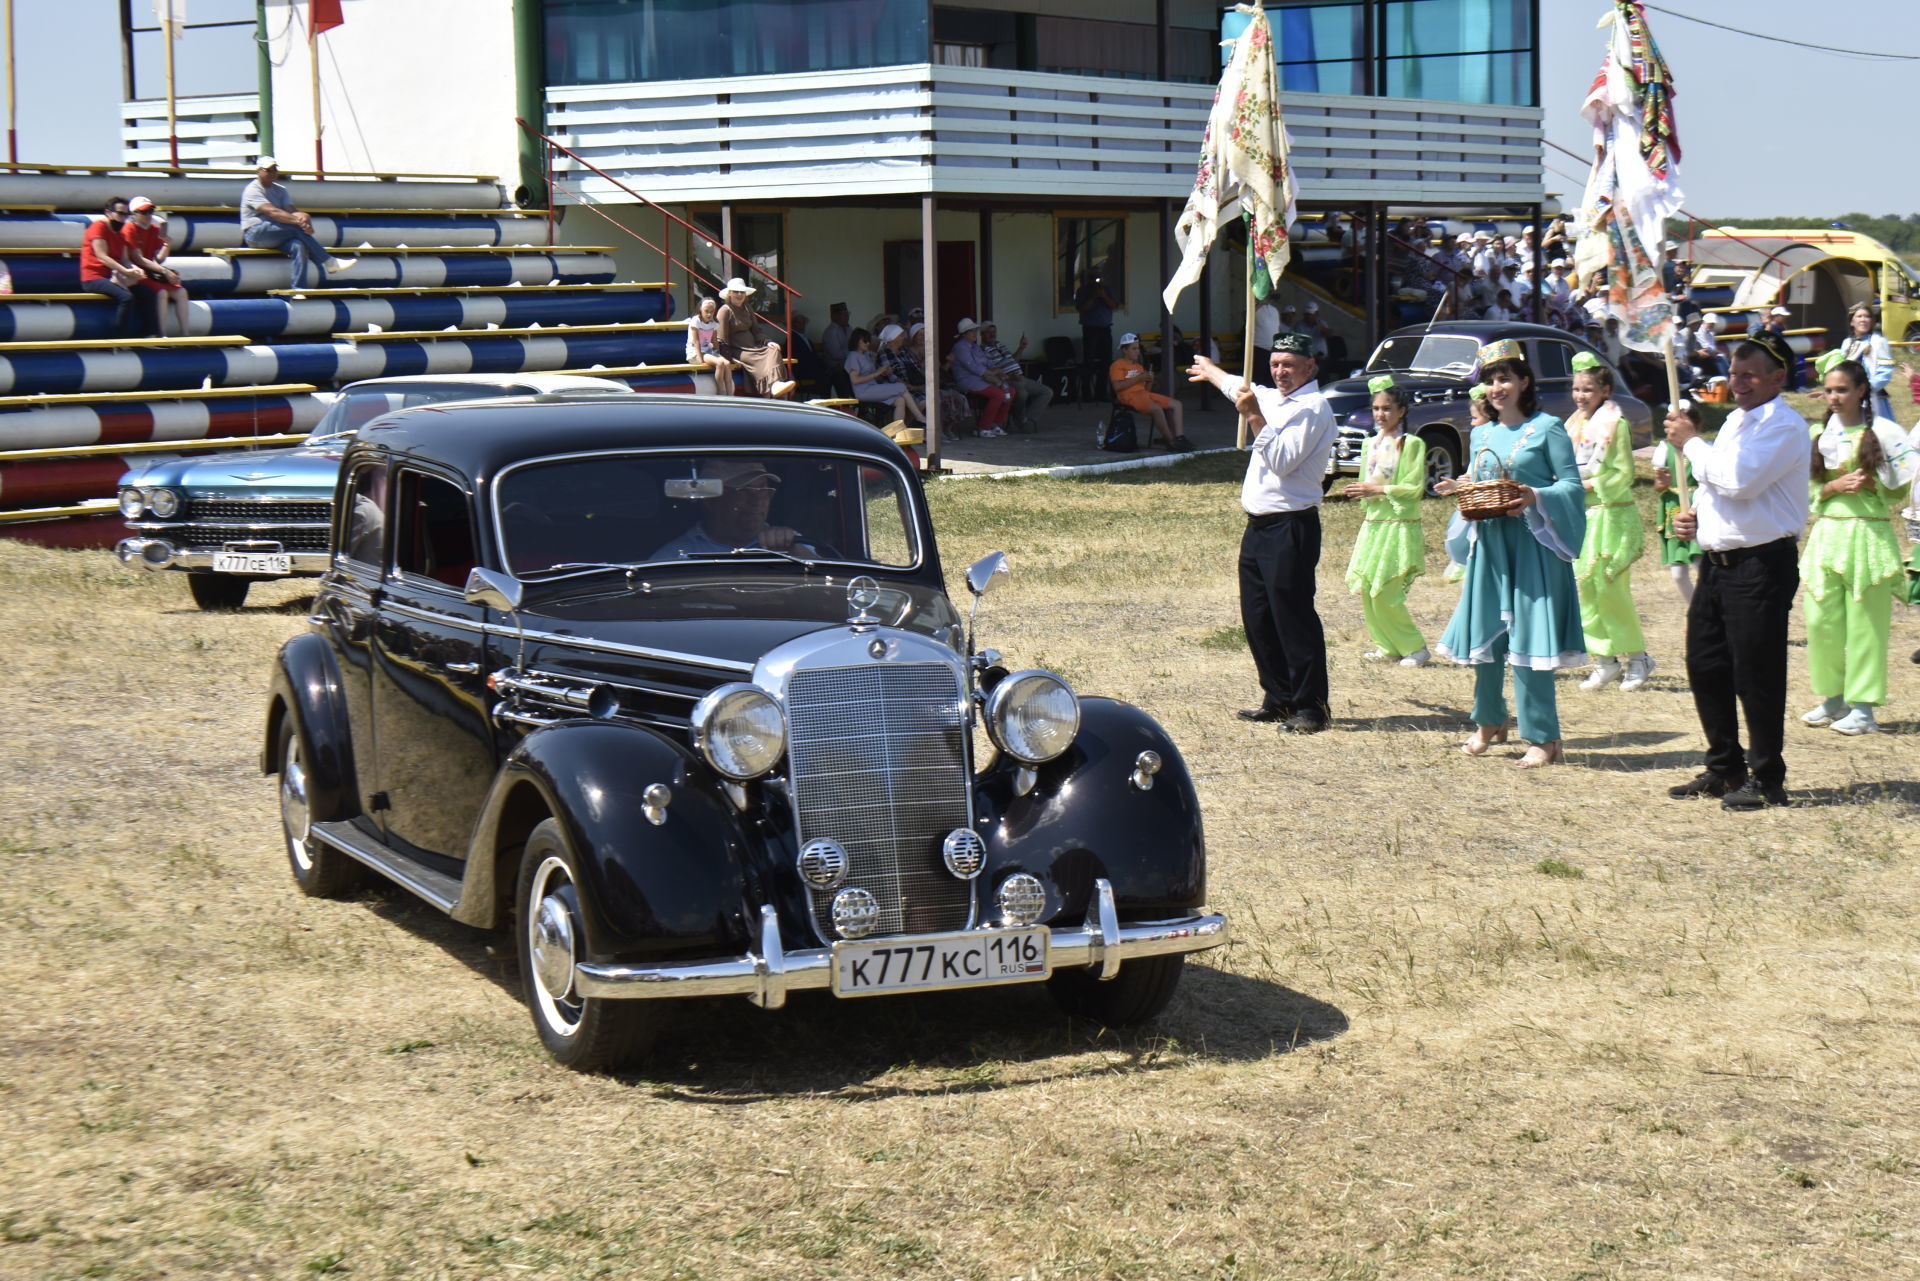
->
<box><xmin>845</xmin><ymin>326</ymin><xmax>922</xmax><ymax>425</ymax></box>
<box><xmin>685</xmin><ymin>296</ymin><xmax>731</xmax><ymax>395</ymax></box>
<box><xmin>715</xmin><ymin>278</ymin><xmax>796</xmax><ymax>399</ymax></box>
<box><xmin>1109</xmin><ymin>332</ymin><xmax>1190</xmax><ymax>451</ymax></box>
<box><xmin>122</xmin><ymin>198</ymin><xmax>192</xmax><ymax>338</ymax></box>
<box><xmin>788</xmin><ymin>312</ymin><xmax>830</xmax><ymax>397</ymax></box>
<box><xmin>977</xmin><ymin>321</ymin><xmax>1053</xmax><ymax>432</ymax></box>
<box><xmin>240</xmin><ymin>157</ymin><xmax>354</xmax><ymax>291</ymax></box>
<box><xmin>949</xmin><ymin>318</ymin><xmax>1014</xmax><ymax>439</ymax></box>
<box><xmin>820</xmin><ymin>302</ymin><xmax>854</xmax><ymax>398</ymax></box>
<box><xmin>1684</xmin><ymin>312</ymin><xmax>1725</xmax><ymax>382</ymax></box>
<box><xmin>78</xmin><ymin>196</ymin><xmax>148</xmax><ymax>337</ymax></box>
<box><xmin>1485</xmin><ymin>289</ymin><xmax>1516</xmax><ymax>323</ymax></box>
<box><xmin>1299</xmin><ymin>300</ymin><xmax>1331</xmax><ymax>360</ymax></box>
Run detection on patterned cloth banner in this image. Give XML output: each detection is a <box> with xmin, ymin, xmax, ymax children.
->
<box><xmin>1162</xmin><ymin>3</ymin><xmax>1298</xmax><ymax>314</ymax></box>
<box><xmin>1573</xmin><ymin>1</ymin><xmax>1684</xmax><ymax>355</ymax></box>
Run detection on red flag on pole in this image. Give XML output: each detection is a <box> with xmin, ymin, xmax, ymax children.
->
<box><xmin>311</xmin><ymin>0</ymin><xmax>344</xmax><ymax>34</ymax></box>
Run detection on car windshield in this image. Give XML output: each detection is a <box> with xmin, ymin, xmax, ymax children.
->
<box><xmin>494</xmin><ymin>451</ymin><xmax>921</xmax><ymax>576</ymax></box>
<box><xmin>1366</xmin><ymin>334</ymin><xmax>1482</xmax><ymax>376</ymax></box>
<box><xmin>307</xmin><ymin>382</ymin><xmax>534</xmax><ymax>440</ymax></box>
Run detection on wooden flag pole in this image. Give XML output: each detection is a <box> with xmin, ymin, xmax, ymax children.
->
<box><xmin>163</xmin><ymin>4</ymin><xmax>180</xmax><ymax>169</ymax></box>
<box><xmin>1664</xmin><ymin>334</ymin><xmax>1691</xmax><ymax>511</ymax></box>
<box><xmin>309</xmin><ymin>16</ymin><xmax>324</xmax><ymax>177</ymax></box>
<box><xmin>1238</xmin><ymin>241</ymin><xmax>1254</xmax><ymax>448</ymax></box>
<box><xmin>4</xmin><ymin>0</ymin><xmax>16</xmax><ymax>164</ymax></box>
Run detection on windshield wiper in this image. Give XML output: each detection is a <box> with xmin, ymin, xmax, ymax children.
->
<box><xmin>516</xmin><ymin>561</ymin><xmax>640</xmax><ymax>580</ymax></box>
<box><xmin>679</xmin><ymin>546</ymin><xmax>819</xmax><ymax>569</ymax></box>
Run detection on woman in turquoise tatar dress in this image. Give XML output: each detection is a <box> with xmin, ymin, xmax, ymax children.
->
<box><xmin>1435</xmin><ymin>340</ymin><xmax>1588</xmax><ymax>769</ymax></box>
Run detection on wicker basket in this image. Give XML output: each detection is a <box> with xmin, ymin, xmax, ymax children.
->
<box><xmin>1455</xmin><ymin>446</ymin><xmax>1526</xmax><ymax>521</ymax></box>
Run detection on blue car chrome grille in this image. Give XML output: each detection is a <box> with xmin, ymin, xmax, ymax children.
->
<box><xmin>784</xmin><ymin>662</ymin><xmax>972</xmax><ymax>940</ymax></box>
<box><xmin>186</xmin><ymin>499</ymin><xmax>331</xmax><ymax>524</ymax></box>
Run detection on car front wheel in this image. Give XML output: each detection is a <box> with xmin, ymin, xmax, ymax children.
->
<box><xmin>188</xmin><ymin>574</ymin><xmax>250</xmax><ymax>610</ymax></box>
<box><xmin>1421</xmin><ymin>429</ymin><xmax>1462</xmax><ymax>496</ymax></box>
<box><xmin>278</xmin><ymin>719</ymin><xmax>365</xmax><ymax>898</ymax></box>
<box><xmin>1048</xmin><ymin>953</ymin><xmax>1185</xmax><ymax>1027</ymax></box>
<box><xmin>516</xmin><ymin>819</ymin><xmax>658</xmax><ymax>1072</ymax></box>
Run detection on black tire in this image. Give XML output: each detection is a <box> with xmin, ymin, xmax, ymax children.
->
<box><xmin>1048</xmin><ymin>953</ymin><xmax>1186</xmax><ymax>1027</ymax></box>
<box><xmin>277</xmin><ymin>719</ymin><xmax>365</xmax><ymax>899</ymax></box>
<box><xmin>188</xmin><ymin>574</ymin><xmax>250</xmax><ymax>610</ymax></box>
<box><xmin>516</xmin><ymin>818</ymin><xmax>658</xmax><ymax>1072</ymax></box>
<box><xmin>1421</xmin><ymin>429</ymin><xmax>1463</xmax><ymax>496</ymax></box>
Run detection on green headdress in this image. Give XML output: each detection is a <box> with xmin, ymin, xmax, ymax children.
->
<box><xmin>1813</xmin><ymin>348</ymin><xmax>1846</xmax><ymax>379</ymax></box>
<box><xmin>1468</xmin><ymin>383</ymin><xmax>1490</xmax><ymax>402</ymax></box>
<box><xmin>1368</xmin><ymin>374</ymin><xmax>1396</xmax><ymax>394</ymax></box>
<box><xmin>1570</xmin><ymin>351</ymin><xmax>1604</xmax><ymax>373</ymax></box>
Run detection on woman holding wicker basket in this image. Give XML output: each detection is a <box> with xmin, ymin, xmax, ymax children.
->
<box><xmin>1434</xmin><ymin>339</ymin><xmax>1588</xmax><ymax>769</ymax></box>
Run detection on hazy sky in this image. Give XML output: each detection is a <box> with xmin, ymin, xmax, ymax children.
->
<box><xmin>9</xmin><ymin>0</ymin><xmax>1914</xmax><ymax>219</ymax></box>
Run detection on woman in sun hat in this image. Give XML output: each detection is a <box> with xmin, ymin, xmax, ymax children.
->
<box><xmin>1798</xmin><ymin>353</ymin><xmax>1917</xmax><ymax>737</ymax></box>
<box><xmin>714</xmin><ymin>277</ymin><xmax>795</xmax><ymax>399</ymax></box>
<box><xmin>1343</xmin><ymin>374</ymin><xmax>1430</xmax><ymax>666</ymax></box>
<box><xmin>1434</xmin><ymin>339</ymin><xmax>1587</xmax><ymax>769</ymax></box>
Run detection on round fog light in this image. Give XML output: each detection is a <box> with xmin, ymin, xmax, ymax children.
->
<box><xmin>797</xmin><ymin>838</ymin><xmax>848</xmax><ymax>888</ymax></box>
<box><xmin>140</xmin><ymin>541</ymin><xmax>174</xmax><ymax>567</ymax></box>
<box><xmin>996</xmin><ymin>873</ymin><xmax>1046</xmax><ymax>926</ymax></box>
<box><xmin>831</xmin><ymin>887</ymin><xmax>880</xmax><ymax>939</ymax></box>
<box><xmin>941</xmin><ymin>828</ymin><xmax>985</xmax><ymax>880</ymax></box>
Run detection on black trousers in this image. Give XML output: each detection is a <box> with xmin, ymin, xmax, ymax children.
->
<box><xmin>1686</xmin><ymin>537</ymin><xmax>1798</xmax><ymax>787</ymax></box>
<box><xmin>1238</xmin><ymin>509</ymin><xmax>1328</xmax><ymax>719</ymax></box>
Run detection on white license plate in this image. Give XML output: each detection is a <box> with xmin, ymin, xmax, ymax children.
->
<box><xmin>211</xmin><ymin>552</ymin><xmax>291</xmax><ymax>575</ymax></box>
<box><xmin>832</xmin><ymin>927</ymin><xmax>1049</xmax><ymax>997</ymax></box>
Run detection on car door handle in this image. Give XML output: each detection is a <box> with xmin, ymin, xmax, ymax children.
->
<box><xmin>444</xmin><ymin>661</ymin><xmax>481</xmax><ymax>674</ymax></box>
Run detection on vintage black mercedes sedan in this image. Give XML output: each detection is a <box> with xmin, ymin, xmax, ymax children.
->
<box><xmin>264</xmin><ymin>395</ymin><xmax>1226</xmax><ymax>1070</ymax></box>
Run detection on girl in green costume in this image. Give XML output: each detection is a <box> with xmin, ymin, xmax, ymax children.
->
<box><xmin>1800</xmin><ymin>355</ymin><xmax>1918</xmax><ymax>736</ymax></box>
<box><xmin>1652</xmin><ymin>402</ymin><xmax>1702</xmax><ymax>604</ymax></box>
<box><xmin>1437</xmin><ymin>384</ymin><xmax>1494</xmax><ymax>585</ymax></box>
<box><xmin>1566</xmin><ymin>353</ymin><xmax>1654</xmax><ymax>692</ymax></box>
<box><xmin>1344</xmin><ymin>375</ymin><xmax>1430</xmax><ymax>665</ymax></box>
<box><xmin>1435</xmin><ymin>341</ymin><xmax>1587</xmax><ymax>770</ymax></box>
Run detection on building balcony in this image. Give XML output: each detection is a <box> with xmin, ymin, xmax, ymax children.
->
<box><xmin>545</xmin><ymin>64</ymin><xmax>1543</xmax><ymax>208</ymax></box>
<box><xmin>121</xmin><ymin>94</ymin><xmax>261</xmax><ymax>170</ymax></box>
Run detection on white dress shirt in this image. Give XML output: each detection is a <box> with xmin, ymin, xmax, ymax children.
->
<box><xmin>1680</xmin><ymin>394</ymin><xmax>1811</xmax><ymax>551</ymax></box>
<box><xmin>1236</xmin><ymin>377</ymin><xmax>1337</xmax><ymax>515</ymax></box>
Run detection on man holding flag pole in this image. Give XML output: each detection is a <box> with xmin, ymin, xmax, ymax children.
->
<box><xmin>1168</xmin><ymin>5</ymin><xmax>1334</xmax><ymax>736</ymax></box>
<box><xmin>1572</xmin><ymin>2</ymin><xmax>1809</xmax><ymax>811</ymax></box>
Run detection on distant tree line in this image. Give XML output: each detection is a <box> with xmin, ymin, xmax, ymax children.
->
<box><xmin>1678</xmin><ymin>212</ymin><xmax>1920</xmax><ymax>254</ymax></box>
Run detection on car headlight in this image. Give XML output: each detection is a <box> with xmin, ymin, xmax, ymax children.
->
<box><xmin>118</xmin><ymin>487</ymin><xmax>147</xmax><ymax>518</ymax></box>
<box><xmin>984</xmin><ymin>669</ymin><xmax>1080</xmax><ymax>764</ymax></box>
<box><xmin>689</xmin><ymin>682</ymin><xmax>786</xmax><ymax>780</ymax></box>
<box><xmin>147</xmin><ymin>487</ymin><xmax>180</xmax><ymax>518</ymax></box>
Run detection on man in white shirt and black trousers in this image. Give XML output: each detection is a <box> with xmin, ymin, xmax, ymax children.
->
<box><xmin>1190</xmin><ymin>332</ymin><xmax>1338</xmax><ymax>733</ymax></box>
<box><xmin>1663</xmin><ymin>331</ymin><xmax>1811</xmax><ymax>811</ymax></box>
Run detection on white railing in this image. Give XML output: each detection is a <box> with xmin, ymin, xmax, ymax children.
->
<box><xmin>121</xmin><ymin>94</ymin><xmax>261</xmax><ymax>170</ymax></box>
<box><xmin>546</xmin><ymin>65</ymin><xmax>1543</xmax><ymax>206</ymax></box>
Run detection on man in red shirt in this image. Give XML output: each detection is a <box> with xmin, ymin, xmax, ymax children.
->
<box><xmin>79</xmin><ymin>196</ymin><xmax>148</xmax><ymax>337</ymax></box>
<box><xmin>122</xmin><ymin>196</ymin><xmax>192</xmax><ymax>338</ymax></box>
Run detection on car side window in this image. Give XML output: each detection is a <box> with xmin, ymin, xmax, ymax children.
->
<box><xmin>339</xmin><ymin>461</ymin><xmax>388</xmax><ymax>568</ymax></box>
<box><xmin>1532</xmin><ymin>341</ymin><xmax>1573</xmax><ymax>381</ymax></box>
<box><xmin>393</xmin><ymin>470</ymin><xmax>477</xmax><ymax>590</ymax></box>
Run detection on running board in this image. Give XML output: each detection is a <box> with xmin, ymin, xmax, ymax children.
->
<box><xmin>311</xmin><ymin>820</ymin><xmax>462</xmax><ymax>912</ymax></box>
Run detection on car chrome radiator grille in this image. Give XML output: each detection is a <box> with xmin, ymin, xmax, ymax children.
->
<box><xmin>785</xmin><ymin>662</ymin><xmax>972</xmax><ymax>940</ymax></box>
<box><xmin>187</xmin><ymin>499</ymin><xmax>332</xmax><ymax>524</ymax></box>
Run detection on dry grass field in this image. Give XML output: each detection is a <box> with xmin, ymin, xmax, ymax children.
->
<box><xmin>3</xmin><ymin>410</ymin><xmax>1918</xmax><ymax>1279</ymax></box>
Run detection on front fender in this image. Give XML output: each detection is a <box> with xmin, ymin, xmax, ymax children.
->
<box><xmin>974</xmin><ymin>696</ymin><xmax>1205</xmax><ymax>922</ymax></box>
<box><xmin>262</xmin><ymin>631</ymin><xmax>359</xmax><ymax>825</ymax></box>
<box><xmin>458</xmin><ymin>721</ymin><xmax>759</xmax><ymax>962</ymax></box>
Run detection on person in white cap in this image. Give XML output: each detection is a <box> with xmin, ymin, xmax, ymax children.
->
<box><xmin>1747</xmin><ymin>306</ymin><xmax>1797</xmax><ymax>388</ymax></box>
<box><xmin>949</xmin><ymin>317</ymin><xmax>1014</xmax><ymax>437</ymax></box>
<box><xmin>714</xmin><ymin>277</ymin><xmax>796</xmax><ymax>399</ymax></box>
<box><xmin>121</xmin><ymin>196</ymin><xmax>192</xmax><ymax>338</ymax></box>
<box><xmin>650</xmin><ymin>459</ymin><xmax>821</xmax><ymax>561</ymax></box>
<box><xmin>1109</xmin><ymin>333</ymin><xmax>1190</xmax><ymax>450</ymax></box>
<box><xmin>1298</xmin><ymin>299</ymin><xmax>1329</xmax><ymax>360</ymax></box>
<box><xmin>240</xmin><ymin>157</ymin><xmax>355</xmax><ymax>290</ymax></box>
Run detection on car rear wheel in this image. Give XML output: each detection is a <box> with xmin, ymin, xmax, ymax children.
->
<box><xmin>517</xmin><ymin>819</ymin><xmax>658</xmax><ymax>1072</ymax></box>
<box><xmin>1048</xmin><ymin>953</ymin><xmax>1185</xmax><ymax>1027</ymax></box>
<box><xmin>278</xmin><ymin>719</ymin><xmax>365</xmax><ymax>899</ymax></box>
<box><xmin>1421</xmin><ymin>429</ymin><xmax>1462</xmax><ymax>496</ymax></box>
<box><xmin>188</xmin><ymin>574</ymin><xmax>250</xmax><ymax>611</ymax></box>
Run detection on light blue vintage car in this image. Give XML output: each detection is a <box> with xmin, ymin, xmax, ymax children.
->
<box><xmin>114</xmin><ymin>372</ymin><xmax>634</xmax><ymax>609</ymax></box>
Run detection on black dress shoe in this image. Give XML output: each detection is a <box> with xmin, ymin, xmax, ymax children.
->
<box><xmin>1668</xmin><ymin>770</ymin><xmax>1744</xmax><ymax>800</ymax></box>
<box><xmin>1281</xmin><ymin>712</ymin><xmax>1329</xmax><ymax>735</ymax></box>
<box><xmin>1721</xmin><ymin>780</ymin><xmax>1790</xmax><ymax>811</ymax></box>
<box><xmin>1912</xmin><ymin>647</ymin><xmax>1920</xmax><ymax>665</ymax></box>
<box><xmin>1236</xmin><ymin>705</ymin><xmax>1292</xmax><ymax>723</ymax></box>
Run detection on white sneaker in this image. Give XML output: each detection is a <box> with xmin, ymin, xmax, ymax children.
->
<box><xmin>1830</xmin><ymin>705</ymin><xmax>1880</xmax><ymax>736</ymax></box>
<box><xmin>1619</xmin><ymin>654</ymin><xmax>1655</xmax><ymax>692</ymax></box>
<box><xmin>978</xmin><ymin>426</ymin><xmax>1006</xmax><ymax>438</ymax></box>
<box><xmin>1362</xmin><ymin>649</ymin><xmax>1393</xmax><ymax>663</ymax></box>
<box><xmin>1800</xmin><ymin>697</ymin><xmax>1847</xmax><ymax>727</ymax></box>
<box><xmin>1398</xmin><ymin>647</ymin><xmax>1431</xmax><ymax>668</ymax></box>
<box><xmin>324</xmin><ymin>256</ymin><xmax>357</xmax><ymax>274</ymax></box>
<box><xmin>1579</xmin><ymin>659</ymin><xmax>1622</xmax><ymax>691</ymax></box>
<box><xmin>769</xmin><ymin>379</ymin><xmax>797</xmax><ymax>399</ymax></box>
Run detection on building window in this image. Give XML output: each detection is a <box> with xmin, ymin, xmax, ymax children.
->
<box><xmin>1056</xmin><ymin>216</ymin><xmax>1126</xmax><ymax>315</ymax></box>
<box><xmin>933</xmin><ymin>42</ymin><xmax>987</xmax><ymax>67</ymax></box>
<box><xmin>546</xmin><ymin>0</ymin><xmax>929</xmax><ymax>86</ymax></box>
<box><xmin>1380</xmin><ymin>0</ymin><xmax>1535</xmax><ymax>105</ymax></box>
<box><xmin>689</xmin><ymin>210</ymin><xmax>788</xmax><ymax>315</ymax></box>
<box><xmin>1268</xmin><ymin>1</ymin><xmax>1369</xmax><ymax>96</ymax></box>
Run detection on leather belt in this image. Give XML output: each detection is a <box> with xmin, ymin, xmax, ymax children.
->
<box><xmin>1702</xmin><ymin>536</ymin><xmax>1795</xmax><ymax>567</ymax></box>
<box><xmin>1246</xmin><ymin>508</ymin><xmax>1315</xmax><ymax>529</ymax></box>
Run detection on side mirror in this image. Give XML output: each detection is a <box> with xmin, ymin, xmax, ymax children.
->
<box><xmin>464</xmin><ymin>566</ymin><xmax>523</xmax><ymax>613</ymax></box>
<box><xmin>966</xmin><ymin>551</ymin><xmax>1009</xmax><ymax>598</ymax></box>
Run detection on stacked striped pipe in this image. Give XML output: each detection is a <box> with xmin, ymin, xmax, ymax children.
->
<box><xmin>0</xmin><ymin>168</ymin><xmax>693</xmax><ymax>537</ymax></box>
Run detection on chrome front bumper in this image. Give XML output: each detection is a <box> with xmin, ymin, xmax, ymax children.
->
<box><xmin>574</xmin><ymin>878</ymin><xmax>1228</xmax><ymax>1007</ymax></box>
<box><xmin>114</xmin><ymin>537</ymin><xmax>329</xmax><ymax>573</ymax></box>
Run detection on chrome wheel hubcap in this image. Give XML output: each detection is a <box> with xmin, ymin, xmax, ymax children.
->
<box><xmin>526</xmin><ymin>857</ymin><xmax>582</xmax><ymax>1033</ymax></box>
<box><xmin>281</xmin><ymin>740</ymin><xmax>313</xmax><ymax>871</ymax></box>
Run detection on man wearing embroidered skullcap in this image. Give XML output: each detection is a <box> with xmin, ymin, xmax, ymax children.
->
<box><xmin>1662</xmin><ymin>331</ymin><xmax>1811</xmax><ymax>811</ymax></box>
<box><xmin>1190</xmin><ymin>332</ymin><xmax>1336</xmax><ymax>734</ymax></box>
